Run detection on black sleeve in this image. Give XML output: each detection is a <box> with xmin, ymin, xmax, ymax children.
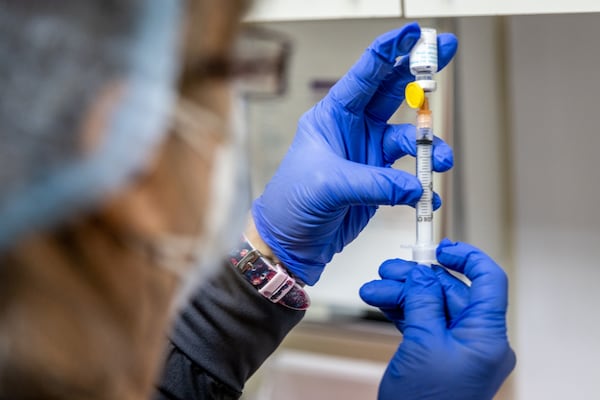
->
<box><xmin>153</xmin><ymin>261</ymin><xmax>305</xmax><ymax>399</ymax></box>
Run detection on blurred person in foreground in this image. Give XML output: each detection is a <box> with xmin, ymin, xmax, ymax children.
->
<box><xmin>0</xmin><ymin>0</ymin><xmax>515</xmax><ymax>399</ymax></box>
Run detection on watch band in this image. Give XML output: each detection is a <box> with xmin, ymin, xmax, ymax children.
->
<box><xmin>229</xmin><ymin>237</ymin><xmax>310</xmax><ymax>311</ymax></box>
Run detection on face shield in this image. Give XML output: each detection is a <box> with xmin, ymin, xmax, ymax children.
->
<box><xmin>146</xmin><ymin>26</ymin><xmax>293</xmax><ymax>310</ymax></box>
<box><xmin>0</xmin><ymin>0</ymin><xmax>291</xmax><ymax>313</ymax></box>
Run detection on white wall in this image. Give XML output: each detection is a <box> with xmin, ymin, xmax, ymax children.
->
<box><xmin>506</xmin><ymin>13</ymin><xmax>600</xmax><ymax>400</ymax></box>
<box><xmin>453</xmin><ymin>17</ymin><xmax>510</xmax><ymax>264</ymax></box>
<box><xmin>456</xmin><ymin>14</ymin><xmax>600</xmax><ymax>398</ymax></box>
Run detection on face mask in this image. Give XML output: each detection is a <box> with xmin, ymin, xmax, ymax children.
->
<box><xmin>154</xmin><ymin>26</ymin><xmax>291</xmax><ymax>306</ymax></box>
<box><xmin>148</xmin><ymin>89</ymin><xmax>251</xmax><ymax>313</ymax></box>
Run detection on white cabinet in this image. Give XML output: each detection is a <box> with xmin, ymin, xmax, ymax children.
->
<box><xmin>246</xmin><ymin>0</ymin><xmax>600</xmax><ymax>22</ymax></box>
<box><xmin>244</xmin><ymin>0</ymin><xmax>402</xmax><ymax>22</ymax></box>
<box><xmin>403</xmin><ymin>0</ymin><xmax>600</xmax><ymax>17</ymax></box>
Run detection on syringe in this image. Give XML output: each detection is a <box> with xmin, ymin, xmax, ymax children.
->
<box><xmin>412</xmin><ymin>97</ymin><xmax>436</xmax><ymax>264</ymax></box>
<box><xmin>404</xmin><ymin>27</ymin><xmax>439</xmax><ymax>266</ymax></box>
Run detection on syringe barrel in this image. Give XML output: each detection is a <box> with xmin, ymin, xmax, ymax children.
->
<box><xmin>415</xmin><ymin>110</ymin><xmax>434</xmax><ymax>248</ymax></box>
<box><xmin>416</xmin><ymin>139</ymin><xmax>433</xmax><ymax>245</ymax></box>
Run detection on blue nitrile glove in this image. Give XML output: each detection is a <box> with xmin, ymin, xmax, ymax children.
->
<box><xmin>251</xmin><ymin>23</ymin><xmax>458</xmax><ymax>285</ymax></box>
<box><xmin>359</xmin><ymin>239</ymin><xmax>516</xmax><ymax>400</ymax></box>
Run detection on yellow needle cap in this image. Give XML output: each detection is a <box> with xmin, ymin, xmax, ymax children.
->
<box><xmin>405</xmin><ymin>82</ymin><xmax>425</xmax><ymax>109</ymax></box>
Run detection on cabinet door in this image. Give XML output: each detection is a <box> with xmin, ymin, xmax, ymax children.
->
<box><xmin>244</xmin><ymin>0</ymin><xmax>402</xmax><ymax>22</ymax></box>
<box><xmin>404</xmin><ymin>0</ymin><xmax>600</xmax><ymax>17</ymax></box>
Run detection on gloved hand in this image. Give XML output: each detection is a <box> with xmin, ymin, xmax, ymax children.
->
<box><xmin>251</xmin><ymin>23</ymin><xmax>458</xmax><ymax>285</ymax></box>
<box><xmin>359</xmin><ymin>239</ymin><xmax>517</xmax><ymax>400</ymax></box>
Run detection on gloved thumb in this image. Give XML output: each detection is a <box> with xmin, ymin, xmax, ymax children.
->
<box><xmin>402</xmin><ymin>266</ymin><xmax>446</xmax><ymax>337</ymax></box>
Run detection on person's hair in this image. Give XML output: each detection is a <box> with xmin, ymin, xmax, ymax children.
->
<box><xmin>0</xmin><ymin>213</ymin><xmax>180</xmax><ymax>399</ymax></box>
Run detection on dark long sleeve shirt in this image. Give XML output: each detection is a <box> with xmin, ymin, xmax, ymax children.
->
<box><xmin>154</xmin><ymin>261</ymin><xmax>305</xmax><ymax>399</ymax></box>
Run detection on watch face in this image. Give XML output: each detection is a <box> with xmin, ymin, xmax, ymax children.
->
<box><xmin>230</xmin><ymin>239</ymin><xmax>310</xmax><ymax>310</ymax></box>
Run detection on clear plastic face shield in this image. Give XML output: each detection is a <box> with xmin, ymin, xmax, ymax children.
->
<box><xmin>146</xmin><ymin>27</ymin><xmax>292</xmax><ymax>310</ymax></box>
<box><xmin>0</xmin><ymin>2</ymin><xmax>290</xmax><ymax>308</ymax></box>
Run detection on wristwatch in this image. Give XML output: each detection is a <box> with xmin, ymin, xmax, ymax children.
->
<box><xmin>229</xmin><ymin>237</ymin><xmax>310</xmax><ymax>311</ymax></box>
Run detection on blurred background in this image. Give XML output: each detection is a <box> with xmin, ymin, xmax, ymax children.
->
<box><xmin>240</xmin><ymin>2</ymin><xmax>600</xmax><ymax>399</ymax></box>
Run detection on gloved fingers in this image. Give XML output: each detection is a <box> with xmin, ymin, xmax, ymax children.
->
<box><xmin>378</xmin><ymin>259</ymin><xmax>469</xmax><ymax>323</ymax></box>
<box><xmin>359</xmin><ymin>280</ymin><xmax>407</xmax><ymax>328</ymax></box>
<box><xmin>436</xmin><ymin>32</ymin><xmax>460</xmax><ymax>71</ymax></box>
<box><xmin>328</xmin><ymin>23</ymin><xmax>421</xmax><ymax>114</ymax></box>
<box><xmin>432</xmin><ymin>192</ymin><xmax>442</xmax><ymax>211</ymax></box>
<box><xmin>402</xmin><ymin>265</ymin><xmax>447</xmax><ymax>335</ymax></box>
<box><xmin>322</xmin><ymin>159</ymin><xmax>423</xmax><ymax>208</ymax></box>
<box><xmin>365</xmin><ymin>33</ymin><xmax>459</xmax><ymax>122</ymax></box>
<box><xmin>436</xmin><ymin>239</ymin><xmax>509</xmax><ymax>314</ymax></box>
<box><xmin>432</xmin><ymin>137</ymin><xmax>454</xmax><ymax>172</ymax></box>
<box><xmin>359</xmin><ymin>279</ymin><xmax>405</xmax><ymax>310</ymax></box>
<box><xmin>431</xmin><ymin>265</ymin><xmax>470</xmax><ymax>324</ymax></box>
<box><xmin>382</xmin><ymin>124</ymin><xmax>454</xmax><ymax>172</ymax></box>
<box><xmin>321</xmin><ymin>155</ymin><xmax>443</xmax><ymax>210</ymax></box>
<box><xmin>378</xmin><ymin>258</ymin><xmax>415</xmax><ymax>280</ymax></box>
